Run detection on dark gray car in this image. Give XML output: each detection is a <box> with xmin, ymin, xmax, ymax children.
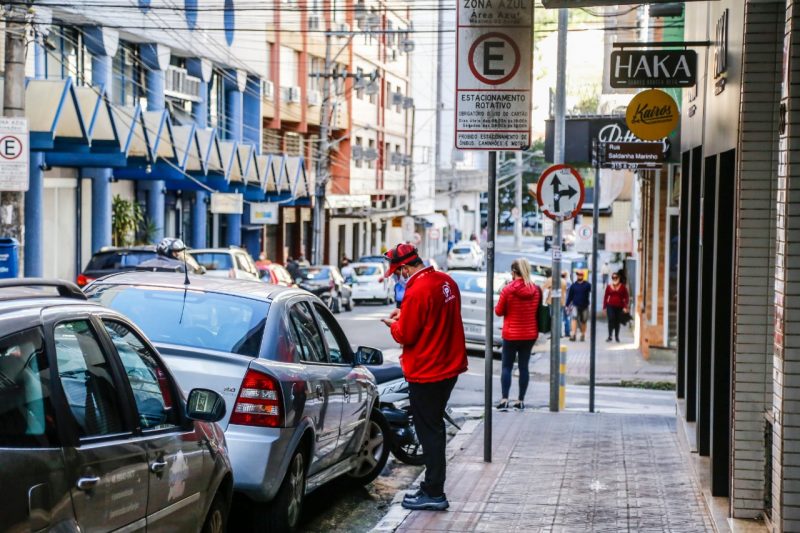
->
<box><xmin>0</xmin><ymin>279</ymin><xmax>232</xmax><ymax>533</ymax></box>
<box><xmin>85</xmin><ymin>272</ymin><xmax>389</xmax><ymax>532</ymax></box>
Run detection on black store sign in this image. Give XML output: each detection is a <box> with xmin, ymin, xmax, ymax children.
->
<box><xmin>601</xmin><ymin>142</ymin><xmax>666</xmax><ymax>170</ymax></box>
<box><xmin>610</xmin><ymin>50</ymin><xmax>697</xmax><ymax>89</ymax></box>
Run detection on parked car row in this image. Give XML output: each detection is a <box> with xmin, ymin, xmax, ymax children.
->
<box><xmin>2</xmin><ymin>273</ymin><xmax>390</xmax><ymax>532</ymax></box>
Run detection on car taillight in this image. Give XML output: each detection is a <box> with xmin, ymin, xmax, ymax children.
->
<box><xmin>229</xmin><ymin>369</ymin><xmax>283</xmax><ymax>427</ymax></box>
<box><xmin>76</xmin><ymin>274</ymin><xmax>93</xmax><ymax>287</ymax></box>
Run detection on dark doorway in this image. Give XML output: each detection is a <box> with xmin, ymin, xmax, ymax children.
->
<box><xmin>710</xmin><ymin>148</ymin><xmax>735</xmax><ymax>497</ymax></box>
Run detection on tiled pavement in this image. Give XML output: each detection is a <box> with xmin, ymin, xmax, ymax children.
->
<box><xmin>530</xmin><ymin>321</ymin><xmax>676</xmax><ymax>386</ymax></box>
<box><xmin>375</xmin><ymin>411</ymin><xmax>713</xmax><ymax>532</ymax></box>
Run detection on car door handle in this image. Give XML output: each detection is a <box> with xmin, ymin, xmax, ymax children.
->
<box><xmin>343</xmin><ymin>385</ymin><xmax>350</xmax><ymax>402</ymax></box>
<box><xmin>316</xmin><ymin>385</ymin><xmax>324</xmax><ymax>400</ymax></box>
<box><xmin>150</xmin><ymin>460</ymin><xmax>168</xmax><ymax>474</ymax></box>
<box><xmin>470</xmin><ymin>299</ymin><xmax>477</xmax><ymax>304</ymax></box>
<box><xmin>76</xmin><ymin>476</ymin><xmax>100</xmax><ymax>491</ymax></box>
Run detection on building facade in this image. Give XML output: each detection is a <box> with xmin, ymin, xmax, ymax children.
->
<box><xmin>675</xmin><ymin>1</ymin><xmax>800</xmax><ymax>530</ymax></box>
<box><xmin>3</xmin><ymin>0</ymin><xmax>417</xmax><ymax>280</ymax></box>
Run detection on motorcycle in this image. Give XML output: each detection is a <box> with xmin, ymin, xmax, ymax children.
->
<box><xmin>367</xmin><ymin>362</ymin><xmax>461</xmax><ymax>466</ymax></box>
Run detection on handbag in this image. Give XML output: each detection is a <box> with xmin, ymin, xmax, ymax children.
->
<box><xmin>536</xmin><ymin>285</ymin><xmax>551</xmax><ymax>333</ymax></box>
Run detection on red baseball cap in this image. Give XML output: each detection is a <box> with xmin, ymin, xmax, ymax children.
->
<box><xmin>382</xmin><ymin>243</ymin><xmax>421</xmax><ymax>280</ymax></box>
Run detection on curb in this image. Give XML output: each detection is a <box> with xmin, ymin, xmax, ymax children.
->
<box><xmin>370</xmin><ymin>414</ymin><xmax>483</xmax><ymax>532</ymax></box>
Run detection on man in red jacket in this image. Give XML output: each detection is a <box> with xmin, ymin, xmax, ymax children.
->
<box><xmin>381</xmin><ymin>243</ymin><xmax>468</xmax><ymax>511</ymax></box>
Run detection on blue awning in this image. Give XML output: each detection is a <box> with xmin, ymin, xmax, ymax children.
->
<box><xmin>27</xmin><ymin>77</ymin><xmax>88</xmax><ymax>151</ymax></box>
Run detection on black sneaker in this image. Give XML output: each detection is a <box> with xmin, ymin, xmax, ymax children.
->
<box><xmin>401</xmin><ymin>492</ymin><xmax>450</xmax><ymax>511</ymax></box>
<box><xmin>512</xmin><ymin>400</ymin><xmax>525</xmax><ymax>410</ymax></box>
<box><xmin>403</xmin><ymin>488</ymin><xmax>424</xmax><ymax>501</ymax></box>
<box><xmin>496</xmin><ymin>399</ymin><xmax>509</xmax><ymax>411</ymax></box>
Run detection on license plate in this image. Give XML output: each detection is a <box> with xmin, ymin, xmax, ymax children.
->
<box><xmin>464</xmin><ymin>324</ymin><xmax>484</xmax><ymax>336</ymax></box>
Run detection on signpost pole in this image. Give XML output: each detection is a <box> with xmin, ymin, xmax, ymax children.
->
<box><xmin>484</xmin><ymin>151</ymin><xmax>497</xmax><ymax>463</ymax></box>
<box><xmin>550</xmin><ymin>7</ymin><xmax>568</xmax><ymax>413</ymax></box>
<box><xmin>590</xmin><ymin>140</ymin><xmax>601</xmax><ymax>413</ymax></box>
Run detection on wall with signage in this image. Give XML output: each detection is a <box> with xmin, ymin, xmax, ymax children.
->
<box><xmin>682</xmin><ymin>2</ymin><xmax>744</xmax><ymax>156</ymax></box>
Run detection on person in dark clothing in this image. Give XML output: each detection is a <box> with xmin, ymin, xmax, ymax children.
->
<box><xmin>494</xmin><ymin>258</ymin><xmax>540</xmax><ymax>410</ymax></box>
<box><xmin>566</xmin><ymin>271</ymin><xmax>592</xmax><ymax>342</ymax></box>
<box><xmin>286</xmin><ymin>256</ymin><xmax>301</xmax><ymax>281</ymax></box>
<box><xmin>603</xmin><ymin>271</ymin><xmax>630</xmax><ymax>342</ymax></box>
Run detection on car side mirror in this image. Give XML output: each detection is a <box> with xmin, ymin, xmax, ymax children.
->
<box><xmin>355</xmin><ymin>346</ymin><xmax>383</xmax><ymax>366</ymax></box>
<box><xmin>186</xmin><ymin>388</ymin><xmax>226</xmax><ymax>423</ymax></box>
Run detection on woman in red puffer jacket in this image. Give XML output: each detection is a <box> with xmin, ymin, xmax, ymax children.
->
<box><xmin>494</xmin><ymin>258</ymin><xmax>540</xmax><ymax>410</ymax></box>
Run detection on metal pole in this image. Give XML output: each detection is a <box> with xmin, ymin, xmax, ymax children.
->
<box><xmin>514</xmin><ymin>151</ymin><xmax>523</xmax><ymax>248</ymax></box>
<box><xmin>590</xmin><ymin>140</ymin><xmax>601</xmax><ymax>413</ymax></box>
<box><xmin>312</xmin><ymin>32</ymin><xmax>333</xmax><ymax>266</ymax></box>
<box><xmin>484</xmin><ymin>151</ymin><xmax>497</xmax><ymax>463</ymax></box>
<box><xmin>1</xmin><ymin>17</ymin><xmax>26</xmax><ymax>273</ymax></box>
<box><xmin>550</xmin><ymin>8</ymin><xmax>568</xmax><ymax>412</ymax></box>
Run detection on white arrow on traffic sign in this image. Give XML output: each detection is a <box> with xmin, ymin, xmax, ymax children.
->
<box><xmin>536</xmin><ymin>164</ymin><xmax>585</xmax><ymax>222</ymax></box>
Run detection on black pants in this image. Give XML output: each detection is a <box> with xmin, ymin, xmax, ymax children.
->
<box><xmin>501</xmin><ymin>339</ymin><xmax>535</xmax><ymax>401</ymax></box>
<box><xmin>607</xmin><ymin>306</ymin><xmax>623</xmax><ymax>340</ymax></box>
<box><xmin>408</xmin><ymin>376</ymin><xmax>458</xmax><ymax>497</ymax></box>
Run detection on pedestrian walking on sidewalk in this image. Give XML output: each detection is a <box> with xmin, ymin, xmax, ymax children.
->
<box><xmin>566</xmin><ymin>271</ymin><xmax>592</xmax><ymax>341</ymax></box>
<box><xmin>495</xmin><ymin>258</ymin><xmax>541</xmax><ymax>411</ymax></box>
<box><xmin>603</xmin><ymin>271</ymin><xmax>630</xmax><ymax>342</ymax></box>
<box><xmin>381</xmin><ymin>243</ymin><xmax>468</xmax><ymax>511</ymax></box>
<box><xmin>561</xmin><ymin>271</ymin><xmax>572</xmax><ymax>338</ymax></box>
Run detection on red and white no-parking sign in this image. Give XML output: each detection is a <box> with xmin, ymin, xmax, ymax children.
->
<box><xmin>455</xmin><ymin>0</ymin><xmax>533</xmax><ymax>151</ymax></box>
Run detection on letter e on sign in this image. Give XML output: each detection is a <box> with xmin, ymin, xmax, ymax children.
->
<box><xmin>0</xmin><ymin>136</ymin><xmax>23</xmax><ymax>160</ymax></box>
<box><xmin>0</xmin><ymin>118</ymin><xmax>29</xmax><ymax>191</ymax></box>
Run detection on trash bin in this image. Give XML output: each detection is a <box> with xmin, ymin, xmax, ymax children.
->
<box><xmin>0</xmin><ymin>238</ymin><xmax>20</xmax><ymax>278</ymax></box>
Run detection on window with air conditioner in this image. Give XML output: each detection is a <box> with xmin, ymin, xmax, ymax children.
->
<box><xmin>354</xmin><ymin>137</ymin><xmax>363</xmax><ymax>168</ymax></box>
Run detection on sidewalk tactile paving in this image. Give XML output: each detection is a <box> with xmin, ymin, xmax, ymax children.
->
<box><xmin>394</xmin><ymin>411</ymin><xmax>713</xmax><ymax>532</ymax></box>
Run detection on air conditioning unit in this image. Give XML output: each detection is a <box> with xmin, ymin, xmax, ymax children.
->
<box><xmin>352</xmin><ymin>145</ymin><xmax>364</xmax><ymax>160</ymax></box>
<box><xmin>391</xmin><ymin>92</ymin><xmax>404</xmax><ymax>107</ymax></box>
<box><xmin>365</xmin><ymin>81</ymin><xmax>379</xmax><ymax>96</ymax></box>
<box><xmin>363</xmin><ymin>147</ymin><xmax>378</xmax><ymax>162</ymax></box>
<box><xmin>307</xmin><ymin>90</ymin><xmax>322</xmax><ymax>106</ymax></box>
<box><xmin>403</xmin><ymin>97</ymin><xmax>414</xmax><ymax>109</ymax></box>
<box><xmin>164</xmin><ymin>65</ymin><xmax>201</xmax><ymax>102</ymax></box>
<box><xmin>308</xmin><ymin>14</ymin><xmax>321</xmax><ymax>30</ymax></box>
<box><xmin>403</xmin><ymin>155</ymin><xmax>413</xmax><ymax>166</ymax></box>
<box><xmin>262</xmin><ymin>80</ymin><xmax>275</xmax><ymax>101</ymax></box>
<box><xmin>402</xmin><ymin>39</ymin><xmax>415</xmax><ymax>53</ymax></box>
<box><xmin>284</xmin><ymin>86</ymin><xmax>302</xmax><ymax>103</ymax></box>
<box><xmin>390</xmin><ymin>152</ymin><xmax>403</xmax><ymax>166</ymax></box>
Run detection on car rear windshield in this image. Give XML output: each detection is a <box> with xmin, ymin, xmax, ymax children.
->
<box><xmin>299</xmin><ymin>267</ymin><xmax>330</xmax><ymax>280</ymax></box>
<box><xmin>193</xmin><ymin>253</ymin><xmax>234</xmax><ymax>271</ymax></box>
<box><xmin>451</xmin><ymin>247</ymin><xmax>471</xmax><ymax>255</ymax></box>
<box><xmin>0</xmin><ymin>327</ymin><xmax>59</xmax><ymax>447</ymax></box>
<box><xmin>449</xmin><ymin>273</ymin><xmax>509</xmax><ymax>295</ymax></box>
<box><xmin>86</xmin><ymin>251</ymin><xmax>156</xmax><ymax>270</ymax></box>
<box><xmin>88</xmin><ymin>285</ymin><xmax>269</xmax><ymax>357</ymax></box>
<box><xmin>354</xmin><ymin>265</ymin><xmax>380</xmax><ymax>276</ymax></box>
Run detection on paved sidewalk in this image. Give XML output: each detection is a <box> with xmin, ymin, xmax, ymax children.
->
<box><xmin>374</xmin><ymin>411</ymin><xmax>713</xmax><ymax>532</ymax></box>
<box><xmin>530</xmin><ymin>320</ymin><xmax>676</xmax><ymax>386</ymax></box>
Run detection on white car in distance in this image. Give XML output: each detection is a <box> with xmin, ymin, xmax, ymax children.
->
<box><xmin>192</xmin><ymin>247</ymin><xmax>260</xmax><ymax>280</ymax></box>
<box><xmin>447</xmin><ymin>241</ymin><xmax>485</xmax><ymax>271</ymax></box>
<box><xmin>349</xmin><ymin>263</ymin><xmax>395</xmax><ymax>304</ymax></box>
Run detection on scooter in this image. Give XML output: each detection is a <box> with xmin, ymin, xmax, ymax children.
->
<box><xmin>367</xmin><ymin>362</ymin><xmax>461</xmax><ymax>466</ymax></box>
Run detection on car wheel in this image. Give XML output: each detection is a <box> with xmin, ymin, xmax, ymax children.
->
<box><xmin>347</xmin><ymin>410</ymin><xmax>390</xmax><ymax>485</ymax></box>
<box><xmin>202</xmin><ymin>492</ymin><xmax>228</xmax><ymax>533</ymax></box>
<box><xmin>263</xmin><ymin>449</ymin><xmax>306</xmax><ymax>532</ymax></box>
